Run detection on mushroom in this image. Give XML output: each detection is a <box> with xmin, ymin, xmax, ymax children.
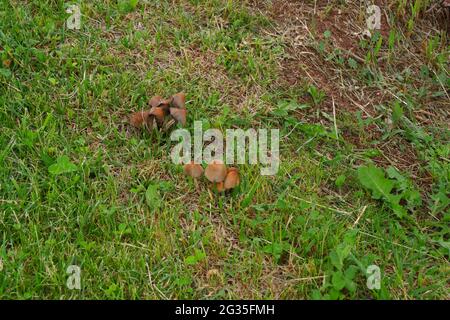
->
<box><xmin>205</xmin><ymin>160</ymin><xmax>227</xmax><ymax>191</ymax></box>
<box><xmin>149</xmin><ymin>95</ymin><xmax>164</xmax><ymax>108</ymax></box>
<box><xmin>169</xmin><ymin>107</ymin><xmax>187</xmax><ymax>126</ymax></box>
<box><xmin>171</xmin><ymin>92</ymin><xmax>186</xmax><ymax>109</ymax></box>
<box><xmin>216</xmin><ymin>181</ymin><xmax>225</xmax><ymax>193</ymax></box>
<box><xmin>224</xmin><ymin>167</ymin><xmax>240</xmax><ymax>190</ymax></box>
<box><xmin>149</xmin><ymin>106</ymin><xmax>166</xmax><ymax>128</ymax></box>
<box><xmin>169</xmin><ymin>92</ymin><xmax>187</xmax><ymax>126</ymax></box>
<box><xmin>129</xmin><ymin>110</ymin><xmax>154</xmax><ymax>131</ymax></box>
<box><xmin>183</xmin><ymin>162</ymin><xmax>203</xmax><ymax>178</ymax></box>
<box><xmin>149</xmin><ymin>95</ymin><xmax>172</xmax><ymax>116</ymax></box>
<box><xmin>184</xmin><ymin>161</ymin><xmax>203</xmax><ymax>191</ymax></box>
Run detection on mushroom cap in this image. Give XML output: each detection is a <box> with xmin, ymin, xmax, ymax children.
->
<box><xmin>169</xmin><ymin>107</ymin><xmax>187</xmax><ymax>126</ymax></box>
<box><xmin>171</xmin><ymin>92</ymin><xmax>186</xmax><ymax>109</ymax></box>
<box><xmin>149</xmin><ymin>95</ymin><xmax>164</xmax><ymax>108</ymax></box>
<box><xmin>149</xmin><ymin>106</ymin><xmax>166</xmax><ymax>127</ymax></box>
<box><xmin>204</xmin><ymin>160</ymin><xmax>227</xmax><ymax>183</ymax></box>
<box><xmin>150</xmin><ymin>96</ymin><xmax>172</xmax><ymax>114</ymax></box>
<box><xmin>224</xmin><ymin>167</ymin><xmax>240</xmax><ymax>190</ymax></box>
<box><xmin>130</xmin><ymin>110</ymin><xmax>151</xmax><ymax>128</ymax></box>
<box><xmin>183</xmin><ymin>162</ymin><xmax>203</xmax><ymax>178</ymax></box>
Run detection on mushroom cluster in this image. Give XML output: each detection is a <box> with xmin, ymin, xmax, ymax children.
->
<box><xmin>184</xmin><ymin>160</ymin><xmax>240</xmax><ymax>193</ymax></box>
<box><xmin>130</xmin><ymin>92</ymin><xmax>240</xmax><ymax>194</ymax></box>
<box><xmin>130</xmin><ymin>92</ymin><xmax>187</xmax><ymax>131</ymax></box>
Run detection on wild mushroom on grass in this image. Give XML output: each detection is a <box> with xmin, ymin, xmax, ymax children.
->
<box><xmin>149</xmin><ymin>106</ymin><xmax>166</xmax><ymax>128</ymax></box>
<box><xmin>130</xmin><ymin>92</ymin><xmax>188</xmax><ymax>132</ymax></box>
<box><xmin>129</xmin><ymin>110</ymin><xmax>154</xmax><ymax>131</ymax></box>
<box><xmin>204</xmin><ymin>160</ymin><xmax>227</xmax><ymax>191</ymax></box>
<box><xmin>169</xmin><ymin>92</ymin><xmax>187</xmax><ymax>126</ymax></box>
<box><xmin>169</xmin><ymin>108</ymin><xmax>187</xmax><ymax>126</ymax></box>
<box><xmin>149</xmin><ymin>95</ymin><xmax>164</xmax><ymax>108</ymax></box>
<box><xmin>171</xmin><ymin>92</ymin><xmax>186</xmax><ymax>109</ymax></box>
<box><xmin>224</xmin><ymin>167</ymin><xmax>240</xmax><ymax>190</ymax></box>
<box><xmin>184</xmin><ymin>161</ymin><xmax>204</xmax><ymax>190</ymax></box>
<box><xmin>216</xmin><ymin>181</ymin><xmax>225</xmax><ymax>192</ymax></box>
<box><xmin>216</xmin><ymin>167</ymin><xmax>240</xmax><ymax>193</ymax></box>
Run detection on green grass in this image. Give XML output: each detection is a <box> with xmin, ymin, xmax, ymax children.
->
<box><xmin>0</xmin><ymin>0</ymin><xmax>448</xmax><ymax>299</ymax></box>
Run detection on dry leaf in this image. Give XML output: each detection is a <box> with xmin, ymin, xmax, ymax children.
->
<box><xmin>206</xmin><ymin>269</ymin><xmax>220</xmax><ymax>279</ymax></box>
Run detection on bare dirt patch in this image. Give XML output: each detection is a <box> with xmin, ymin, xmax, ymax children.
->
<box><xmin>260</xmin><ymin>0</ymin><xmax>388</xmax><ymax>115</ymax></box>
<box><xmin>251</xmin><ymin>0</ymin><xmax>447</xmax><ymax>191</ymax></box>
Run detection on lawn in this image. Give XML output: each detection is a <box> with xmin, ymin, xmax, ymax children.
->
<box><xmin>0</xmin><ymin>0</ymin><xmax>448</xmax><ymax>299</ymax></box>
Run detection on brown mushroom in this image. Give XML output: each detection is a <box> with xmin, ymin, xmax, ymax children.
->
<box><xmin>184</xmin><ymin>161</ymin><xmax>203</xmax><ymax>191</ymax></box>
<box><xmin>216</xmin><ymin>181</ymin><xmax>225</xmax><ymax>192</ymax></box>
<box><xmin>183</xmin><ymin>162</ymin><xmax>203</xmax><ymax>178</ymax></box>
<box><xmin>150</xmin><ymin>96</ymin><xmax>172</xmax><ymax>114</ymax></box>
<box><xmin>149</xmin><ymin>95</ymin><xmax>163</xmax><ymax>108</ymax></box>
<box><xmin>149</xmin><ymin>106</ymin><xmax>166</xmax><ymax>128</ymax></box>
<box><xmin>205</xmin><ymin>160</ymin><xmax>227</xmax><ymax>186</ymax></box>
<box><xmin>224</xmin><ymin>167</ymin><xmax>240</xmax><ymax>190</ymax></box>
<box><xmin>129</xmin><ymin>110</ymin><xmax>154</xmax><ymax>130</ymax></box>
<box><xmin>171</xmin><ymin>92</ymin><xmax>186</xmax><ymax>109</ymax></box>
<box><xmin>169</xmin><ymin>107</ymin><xmax>187</xmax><ymax>126</ymax></box>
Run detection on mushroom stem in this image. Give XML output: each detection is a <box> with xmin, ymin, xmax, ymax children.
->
<box><xmin>194</xmin><ymin>178</ymin><xmax>200</xmax><ymax>193</ymax></box>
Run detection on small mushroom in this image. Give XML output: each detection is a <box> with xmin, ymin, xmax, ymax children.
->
<box><xmin>183</xmin><ymin>162</ymin><xmax>203</xmax><ymax>178</ymax></box>
<box><xmin>171</xmin><ymin>92</ymin><xmax>186</xmax><ymax>109</ymax></box>
<box><xmin>216</xmin><ymin>181</ymin><xmax>225</xmax><ymax>193</ymax></box>
<box><xmin>224</xmin><ymin>167</ymin><xmax>240</xmax><ymax>190</ymax></box>
<box><xmin>129</xmin><ymin>110</ymin><xmax>154</xmax><ymax>130</ymax></box>
<box><xmin>169</xmin><ymin>107</ymin><xmax>187</xmax><ymax>126</ymax></box>
<box><xmin>149</xmin><ymin>95</ymin><xmax>164</xmax><ymax>108</ymax></box>
<box><xmin>149</xmin><ymin>106</ymin><xmax>166</xmax><ymax>128</ymax></box>
<box><xmin>205</xmin><ymin>160</ymin><xmax>227</xmax><ymax>190</ymax></box>
<box><xmin>184</xmin><ymin>161</ymin><xmax>203</xmax><ymax>191</ymax></box>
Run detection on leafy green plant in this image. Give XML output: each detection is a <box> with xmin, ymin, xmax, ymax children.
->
<box><xmin>145</xmin><ymin>181</ymin><xmax>174</xmax><ymax>211</ymax></box>
<box><xmin>357</xmin><ymin>164</ymin><xmax>422</xmax><ymax>218</ymax></box>
<box><xmin>184</xmin><ymin>249</ymin><xmax>207</xmax><ymax>265</ymax></box>
<box><xmin>315</xmin><ymin>230</ymin><xmax>363</xmax><ymax>299</ymax></box>
<box><xmin>307</xmin><ymin>85</ymin><xmax>326</xmax><ymax>105</ymax></box>
<box><xmin>48</xmin><ymin>155</ymin><xmax>78</xmax><ymax>175</ymax></box>
<box><xmin>387</xmin><ymin>30</ymin><xmax>397</xmax><ymax>61</ymax></box>
<box><xmin>365</xmin><ymin>32</ymin><xmax>383</xmax><ymax>64</ymax></box>
<box><xmin>273</xmin><ymin>100</ymin><xmax>309</xmax><ymax>117</ymax></box>
<box><xmin>119</xmin><ymin>0</ymin><xmax>139</xmax><ymax>13</ymax></box>
<box><xmin>335</xmin><ymin>174</ymin><xmax>346</xmax><ymax>188</ymax></box>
